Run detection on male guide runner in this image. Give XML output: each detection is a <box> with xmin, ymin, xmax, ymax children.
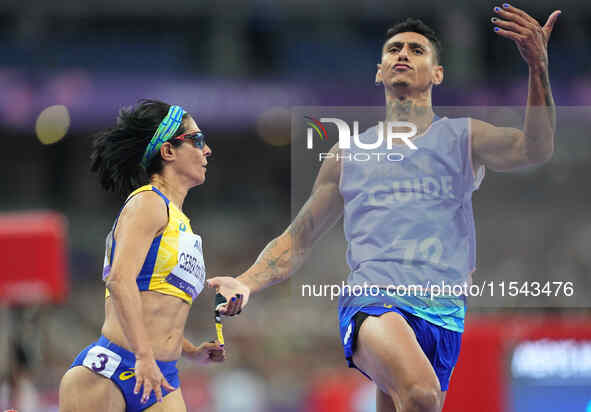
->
<box><xmin>209</xmin><ymin>5</ymin><xmax>560</xmax><ymax>412</ymax></box>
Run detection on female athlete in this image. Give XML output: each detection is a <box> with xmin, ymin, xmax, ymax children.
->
<box><xmin>59</xmin><ymin>99</ymin><xmax>230</xmax><ymax>412</ymax></box>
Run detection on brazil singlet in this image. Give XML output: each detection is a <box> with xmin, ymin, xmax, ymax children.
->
<box><xmin>102</xmin><ymin>185</ymin><xmax>206</xmax><ymax>304</ymax></box>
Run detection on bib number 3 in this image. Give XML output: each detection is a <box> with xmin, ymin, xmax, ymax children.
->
<box><xmin>92</xmin><ymin>353</ymin><xmax>108</xmax><ymax>372</ymax></box>
<box><xmin>82</xmin><ymin>346</ymin><xmax>122</xmax><ymax>379</ymax></box>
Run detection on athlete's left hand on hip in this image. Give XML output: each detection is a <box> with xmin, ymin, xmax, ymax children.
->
<box><xmin>491</xmin><ymin>4</ymin><xmax>561</xmax><ymax>67</ymax></box>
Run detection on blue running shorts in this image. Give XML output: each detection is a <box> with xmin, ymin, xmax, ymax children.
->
<box><xmin>339</xmin><ymin>304</ymin><xmax>461</xmax><ymax>391</ymax></box>
<box><xmin>69</xmin><ymin>335</ymin><xmax>179</xmax><ymax>411</ymax></box>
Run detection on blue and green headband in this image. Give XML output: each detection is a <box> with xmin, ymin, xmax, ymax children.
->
<box><xmin>141</xmin><ymin>105</ymin><xmax>186</xmax><ymax>168</ymax></box>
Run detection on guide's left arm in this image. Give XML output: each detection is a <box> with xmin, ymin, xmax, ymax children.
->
<box><xmin>471</xmin><ymin>4</ymin><xmax>561</xmax><ymax>172</ymax></box>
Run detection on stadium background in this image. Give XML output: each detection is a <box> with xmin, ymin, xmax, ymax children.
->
<box><xmin>1</xmin><ymin>0</ymin><xmax>591</xmax><ymax>410</ymax></box>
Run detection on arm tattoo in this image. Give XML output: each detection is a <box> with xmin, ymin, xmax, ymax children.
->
<box><xmin>539</xmin><ymin>70</ymin><xmax>556</xmax><ymax>130</ymax></box>
<box><xmin>288</xmin><ymin>209</ymin><xmax>315</xmax><ymax>244</ymax></box>
<box><xmin>540</xmin><ymin>72</ymin><xmax>553</xmax><ymax>106</ymax></box>
<box><xmin>250</xmin><ymin>238</ymin><xmax>291</xmax><ymax>287</ymax></box>
<box><xmin>248</xmin><ymin>201</ymin><xmax>316</xmax><ymax>288</ymax></box>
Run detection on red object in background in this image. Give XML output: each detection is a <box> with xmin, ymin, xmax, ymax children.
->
<box><xmin>306</xmin><ymin>369</ymin><xmax>367</xmax><ymax>412</ymax></box>
<box><xmin>444</xmin><ymin>314</ymin><xmax>591</xmax><ymax>412</ymax></box>
<box><xmin>0</xmin><ymin>211</ymin><xmax>68</xmax><ymax>305</ymax></box>
<box><xmin>178</xmin><ymin>371</ymin><xmax>213</xmax><ymax>411</ymax></box>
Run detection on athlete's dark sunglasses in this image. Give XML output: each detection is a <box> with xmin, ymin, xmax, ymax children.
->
<box><xmin>173</xmin><ymin>131</ymin><xmax>206</xmax><ymax>149</ymax></box>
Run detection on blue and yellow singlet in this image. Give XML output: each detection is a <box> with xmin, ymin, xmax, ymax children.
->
<box><xmin>102</xmin><ymin>185</ymin><xmax>206</xmax><ymax>304</ymax></box>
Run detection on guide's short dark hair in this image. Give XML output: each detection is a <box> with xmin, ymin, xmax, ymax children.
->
<box><xmin>385</xmin><ymin>18</ymin><xmax>442</xmax><ymax>63</ymax></box>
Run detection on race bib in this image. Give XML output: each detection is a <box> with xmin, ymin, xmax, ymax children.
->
<box><xmin>83</xmin><ymin>346</ymin><xmax>122</xmax><ymax>379</ymax></box>
<box><xmin>166</xmin><ymin>232</ymin><xmax>206</xmax><ymax>299</ymax></box>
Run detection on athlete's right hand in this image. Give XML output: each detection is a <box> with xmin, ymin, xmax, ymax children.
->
<box><xmin>207</xmin><ymin>276</ymin><xmax>250</xmax><ymax>316</ymax></box>
<box><xmin>133</xmin><ymin>355</ymin><xmax>175</xmax><ymax>404</ymax></box>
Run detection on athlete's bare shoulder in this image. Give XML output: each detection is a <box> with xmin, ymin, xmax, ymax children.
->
<box><xmin>117</xmin><ymin>190</ymin><xmax>168</xmax><ymax>239</ymax></box>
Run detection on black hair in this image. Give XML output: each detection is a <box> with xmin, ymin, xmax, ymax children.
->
<box><xmin>90</xmin><ymin>99</ymin><xmax>188</xmax><ymax>199</ymax></box>
<box><xmin>385</xmin><ymin>18</ymin><xmax>442</xmax><ymax>63</ymax></box>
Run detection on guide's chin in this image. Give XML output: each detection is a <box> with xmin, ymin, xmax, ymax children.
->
<box><xmin>391</xmin><ymin>80</ymin><xmax>410</xmax><ymax>88</ymax></box>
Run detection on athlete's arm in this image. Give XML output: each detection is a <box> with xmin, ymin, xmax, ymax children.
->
<box><xmin>106</xmin><ymin>192</ymin><xmax>174</xmax><ymax>402</ymax></box>
<box><xmin>471</xmin><ymin>5</ymin><xmax>560</xmax><ymax>172</ymax></box>
<box><xmin>209</xmin><ymin>144</ymin><xmax>344</xmax><ymax>314</ymax></box>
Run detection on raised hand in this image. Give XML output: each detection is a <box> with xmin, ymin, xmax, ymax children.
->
<box><xmin>492</xmin><ymin>4</ymin><xmax>561</xmax><ymax>67</ymax></box>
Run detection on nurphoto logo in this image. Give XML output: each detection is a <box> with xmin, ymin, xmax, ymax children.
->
<box><xmin>305</xmin><ymin>116</ymin><xmax>419</xmax><ymax>162</ymax></box>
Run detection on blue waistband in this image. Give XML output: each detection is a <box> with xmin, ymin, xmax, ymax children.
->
<box><xmin>97</xmin><ymin>335</ymin><xmax>178</xmax><ymax>369</ymax></box>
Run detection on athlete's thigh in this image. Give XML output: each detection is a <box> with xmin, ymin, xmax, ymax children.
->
<box><xmin>438</xmin><ymin>391</ymin><xmax>446</xmax><ymax>412</ymax></box>
<box><xmin>144</xmin><ymin>388</ymin><xmax>186</xmax><ymax>412</ymax></box>
<box><xmin>59</xmin><ymin>366</ymin><xmax>125</xmax><ymax>412</ymax></box>
<box><xmin>352</xmin><ymin>312</ymin><xmax>440</xmax><ymax>403</ymax></box>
